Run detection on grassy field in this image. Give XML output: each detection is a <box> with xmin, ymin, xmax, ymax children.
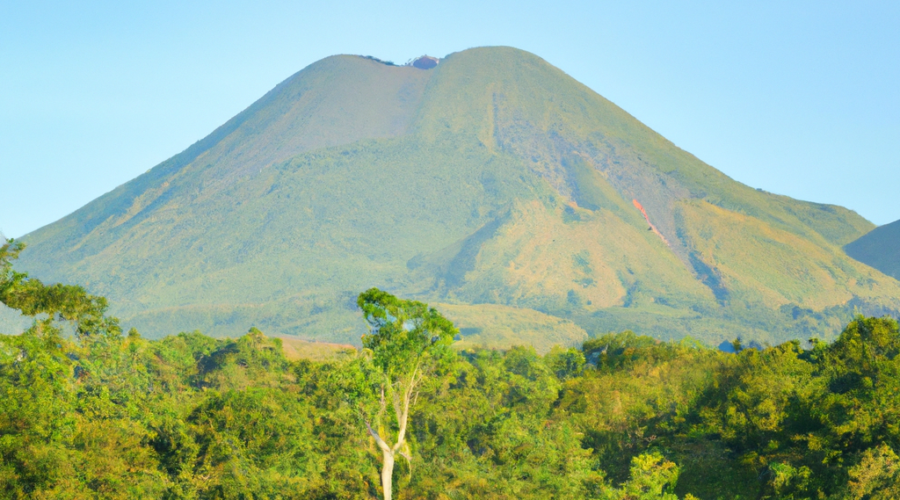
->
<box><xmin>273</xmin><ymin>335</ymin><xmax>356</xmax><ymax>362</ymax></box>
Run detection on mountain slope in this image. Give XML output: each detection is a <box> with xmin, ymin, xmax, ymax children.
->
<box><xmin>14</xmin><ymin>47</ymin><xmax>900</xmax><ymax>347</ymax></box>
<box><xmin>845</xmin><ymin>219</ymin><xmax>900</xmax><ymax>280</ymax></box>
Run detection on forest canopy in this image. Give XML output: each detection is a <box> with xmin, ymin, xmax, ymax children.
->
<box><xmin>1</xmin><ymin>238</ymin><xmax>900</xmax><ymax>499</ymax></box>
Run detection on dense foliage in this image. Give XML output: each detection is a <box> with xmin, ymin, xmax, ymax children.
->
<box><xmin>2</xmin><ymin>240</ymin><xmax>900</xmax><ymax>498</ymax></box>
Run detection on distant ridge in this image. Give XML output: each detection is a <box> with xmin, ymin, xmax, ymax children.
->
<box><xmin>845</xmin><ymin>219</ymin><xmax>900</xmax><ymax>280</ymax></box>
<box><xmin>13</xmin><ymin>46</ymin><xmax>900</xmax><ymax>348</ymax></box>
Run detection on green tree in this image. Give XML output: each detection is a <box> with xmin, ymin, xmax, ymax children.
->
<box><xmin>545</xmin><ymin>345</ymin><xmax>586</xmax><ymax>380</ymax></box>
<box><xmin>847</xmin><ymin>444</ymin><xmax>900</xmax><ymax>499</ymax></box>
<box><xmin>348</xmin><ymin>288</ymin><xmax>458</xmax><ymax>500</ymax></box>
<box><xmin>0</xmin><ymin>239</ymin><xmax>111</xmax><ymax>336</ymax></box>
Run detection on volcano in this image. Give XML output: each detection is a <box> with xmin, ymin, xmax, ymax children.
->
<box><xmin>13</xmin><ymin>47</ymin><xmax>900</xmax><ymax>349</ymax></box>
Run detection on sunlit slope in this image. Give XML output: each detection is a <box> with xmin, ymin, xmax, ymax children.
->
<box><xmin>845</xmin><ymin>219</ymin><xmax>900</xmax><ymax>280</ymax></box>
<box><xmin>677</xmin><ymin>201</ymin><xmax>897</xmax><ymax>309</ymax></box>
<box><xmin>21</xmin><ymin>55</ymin><xmax>433</xmax><ymax>271</ymax></box>
<box><xmin>16</xmin><ymin>46</ymin><xmax>899</xmax><ymax>346</ymax></box>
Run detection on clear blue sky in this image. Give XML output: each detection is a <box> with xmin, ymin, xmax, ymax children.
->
<box><xmin>2</xmin><ymin>0</ymin><xmax>898</xmax><ymax>238</ymax></box>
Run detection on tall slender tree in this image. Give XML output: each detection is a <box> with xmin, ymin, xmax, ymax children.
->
<box><xmin>350</xmin><ymin>288</ymin><xmax>457</xmax><ymax>500</ymax></box>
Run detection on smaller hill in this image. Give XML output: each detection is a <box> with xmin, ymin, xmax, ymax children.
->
<box><xmin>845</xmin><ymin>219</ymin><xmax>900</xmax><ymax>280</ymax></box>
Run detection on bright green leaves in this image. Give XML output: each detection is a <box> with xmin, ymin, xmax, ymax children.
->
<box><xmin>602</xmin><ymin>453</ymin><xmax>686</xmax><ymax>500</ymax></box>
<box><xmin>357</xmin><ymin>287</ymin><xmax>457</xmax><ymax>376</ymax></box>
<box><xmin>0</xmin><ymin>238</ymin><xmax>113</xmax><ymax>337</ymax></box>
<box><xmin>765</xmin><ymin>462</ymin><xmax>812</xmax><ymax>499</ymax></box>
<box><xmin>352</xmin><ymin>288</ymin><xmax>458</xmax><ymax>430</ymax></box>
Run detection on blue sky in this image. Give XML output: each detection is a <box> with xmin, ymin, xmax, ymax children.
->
<box><xmin>2</xmin><ymin>0</ymin><xmax>898</xmax><ymax>238</ymax></box>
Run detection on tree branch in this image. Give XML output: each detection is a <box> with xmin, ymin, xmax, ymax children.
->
<box><xmin>364</xmin><ymin>418</ymin><xmax>392</xmax><ymax>454</ymax></box>
<box><xmin>393</xmin><ymin>361</ymin><xmax>422</xmax><ymax>453</ymax></box>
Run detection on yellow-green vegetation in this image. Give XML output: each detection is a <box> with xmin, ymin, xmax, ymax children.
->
<box><xmin>676</xmin><ymin>200</ymin><xmax>896</xmax><ymax>310</ymax></box>
<box><xmin>437</xmin><ymin>301</ymin><xmax>588</xmax><ymax>353</ymax></box>
<box><xmin>3</xmin><ymin>245</ymin><xmax>900</xmax><ymax>499</ymax></box>
<box><xmin>15</xmin><ymin>46</ymin><xmax>900</xmax><ymax>348</ymax></box>
<box><xmin>273</xmin><ymin>335</ymin><xmax>355</xmax><ymax>362</ymax></box>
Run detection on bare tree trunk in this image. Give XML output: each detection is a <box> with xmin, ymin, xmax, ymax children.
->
<box><xmin>381</xmin><ymin>450</ymin><xmax>394</xmax><ymax>500</ymax></box>
<box><xmin>366</xmin><ymin>368</ymin><xmax>420</xmax><ymax>500</ymax></box>
<box><xmin>365</xmin><ymin>419</ymin><xmax>397</xmax><ymax>500</ymax></box>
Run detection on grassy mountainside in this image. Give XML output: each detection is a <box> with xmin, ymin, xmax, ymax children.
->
<box><xmin>845</xmin><ymin>219</ymin><xmax>900</xmax><ymax>280</ymax></box>
<box><xmin>15</xmin><ymin>46</ymin><xmax>900</xmax><ymax>347</ymax></box>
